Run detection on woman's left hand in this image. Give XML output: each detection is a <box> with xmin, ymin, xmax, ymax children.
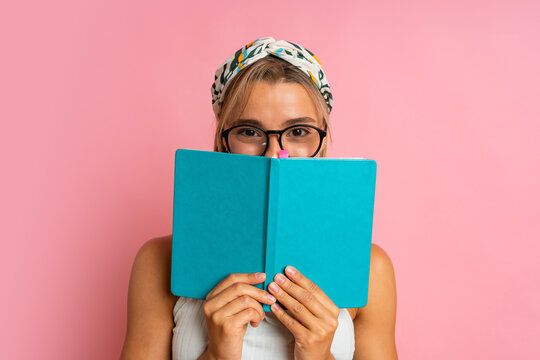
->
<box><xmin>268</xmin><ymin>265</ymin><xmax>339</xmax><ymax>360</ymax></box>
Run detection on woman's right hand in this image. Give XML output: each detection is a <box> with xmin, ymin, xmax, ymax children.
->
<box><xmin>200</xmin><ymin>272</ymin><xmax>277</xmax><ymax>360</ymax></box>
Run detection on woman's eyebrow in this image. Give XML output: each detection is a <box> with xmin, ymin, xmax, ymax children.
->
<box><xmin>232</xmin><ymin>117</ymin><xmax>317</xmax><ymax>127</ymax></box>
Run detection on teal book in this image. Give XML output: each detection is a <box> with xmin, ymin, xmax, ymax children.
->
<box><xmin>170</xmin><ymin>149</ymin><xmax>377</xmax><ymax>312</ymax></box>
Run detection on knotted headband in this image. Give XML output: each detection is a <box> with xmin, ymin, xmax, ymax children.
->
<box><xmin>211</xmin><ymin>36</ymin><xmax>333</xmax><ymax>118</ymax></box>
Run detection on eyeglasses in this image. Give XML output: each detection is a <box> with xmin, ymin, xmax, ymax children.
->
<box><xmin>221</xmin><ymin>124</ymin><xmax>327</xmax><ymax>157</ymax></box>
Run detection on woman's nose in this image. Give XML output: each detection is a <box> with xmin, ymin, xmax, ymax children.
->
<box><xmin>263</xmin><ymin>134</ymin><xmax>281</xmax><ymax>158</ymax></box>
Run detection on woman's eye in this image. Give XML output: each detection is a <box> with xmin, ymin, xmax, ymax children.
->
<box><xmin>289</xmin><ymin>128</ymin><xmax>309</xmax><ymax>136</ymax></box>
<box><xmin>240</xmin><ymin>129</ymin><xmax>259</xmax><ymax>137</ymax></box>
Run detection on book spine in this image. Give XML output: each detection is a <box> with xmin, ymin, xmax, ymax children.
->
<box><xmin>263</xmin><ymin>158</ymin><xmax>280</xmax><ymax>311</ymax></box>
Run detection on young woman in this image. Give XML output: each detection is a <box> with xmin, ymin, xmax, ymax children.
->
<box><xmin>121</xmin><ymin>37</ymin><xmax>398</xmax><ymax>360</ymax></box>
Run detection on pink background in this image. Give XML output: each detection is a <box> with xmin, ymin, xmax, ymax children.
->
<box><xmin>1</xmin><ymin>0</ymin><xmax>539</xmax><ymax>359</ymax></box>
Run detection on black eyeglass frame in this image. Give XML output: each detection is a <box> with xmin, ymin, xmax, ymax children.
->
<box><xmin>221</xmin><ymin>124</ymin><xmax>327</xmax><ymax>157</ymax></box>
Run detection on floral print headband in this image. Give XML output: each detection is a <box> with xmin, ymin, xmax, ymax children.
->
<box><xmin>211</xmin><ymin>36</ymin><xmax>333</xmax><ymax>118</ymax></box>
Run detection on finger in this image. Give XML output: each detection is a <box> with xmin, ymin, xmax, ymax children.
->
<box><xmin>214</xmin><ymin>295</ymin><xmax>266</xmax><ymax>324</ymax></box>
<box><xmin>231</xmin><ymin>307</ymin><xmax>264</xmax><ymax>329</ymax></box>
<box><xmin>272</xmin><ymin>272</ymin><xmax>327</xmax><ymax>319</ymax></box>
<box><xmin>206</xmin><ymin>272</ymin><xmax>266</xmax><ymax>300</ymax></box>
<box><xmin>268</xmin><ymin>281</ymin><xmax>318</xmax><ymax>330</ymax></box>
<box><xmin>270</xmin><ymin>302</ymin><xmax>308</xmax><ymax>337</ymax></box>
<box><xmin>284</xmin><ymin>266</ymin><xmax>339</xmax><ymax>316</ymax></box>
<box><xmin>205</xmin><ymin>282</ymin><xmax>276</xmax><ymax>314</ymax></box>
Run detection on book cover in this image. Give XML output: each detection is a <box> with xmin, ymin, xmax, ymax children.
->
<box><xmin>171</xmin><ymin>149</ymin><xmax>377</xmax><ymax>312</ymax></box>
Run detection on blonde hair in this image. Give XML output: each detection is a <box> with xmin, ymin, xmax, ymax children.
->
<box><xmin>213</xmin><ymin>56</ymin><xmax>332</xmax><ymax>157</ymax></box>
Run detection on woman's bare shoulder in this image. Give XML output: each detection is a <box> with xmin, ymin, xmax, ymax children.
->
<box><xmin>130</xmin><ymin>234</ymin><xmax>177</xmax><ymax>305</ymax></box>
<box><xmin>350</xmin><ymin>243</ymin><xmax>398</xmax><ymax>360</ymax></box>
<box><xmin>349</xmin><ymin>243</ymin><xmax>396</xmax><ymax>320</ymax></box>
<box><xmin>121</xmin><ymin>235</ymin><xmax>178</xmax><ymax>359</ymax></box>
<box><xmin>369</xmin><ymin>243</ymin><xmax>395</xmax><ymax>277</ymax></box>
<box><xmin>135</xmin><ymin>234</ymin><xmax>173</xmax><ymax>262</ymax></box>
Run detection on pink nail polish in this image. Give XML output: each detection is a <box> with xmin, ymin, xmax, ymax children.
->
<box><xmin>255</xmin><ymin>272</ymin><xmax>265</xmax><ymax>280</ymax></box>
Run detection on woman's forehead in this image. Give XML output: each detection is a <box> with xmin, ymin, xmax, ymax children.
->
<box><xmin>238</xmin><ymin>82</ymin><xmax>321</xmax><ymax>128</ymax></box>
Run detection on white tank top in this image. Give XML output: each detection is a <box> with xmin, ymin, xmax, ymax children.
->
<box><xmin>172</xmin><ymin>296</ymin><xmax>355</xmax><ymax>359</ymax></box>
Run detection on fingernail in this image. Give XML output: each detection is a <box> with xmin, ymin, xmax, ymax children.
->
<box><xmin>285</xmin><ymin>266</ymin><xmax>296</xmax><ymax>275</ymax></box>
<box><xmin>271</xmin><ymin>303</ymin><xmax>281</xmax><ymax>311</ymax></box>
<box><xmin>269</xmin><ymin>282</ymin><xmax>279</xmax><ymax>292</ymax></box>
<box><xmin>255</xmin><ymin>272</ymin><xmax>266</xmax><ymax>280</ymax></box>
<box><xmin>275</xmin><ymin>273</ymin><xmax>286</xmax><ymax>284</ymax></box>
<box><xmin>268</xmin><ymin>294</ymin><xmax>276</xmax><ymax>302</ymax></box>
